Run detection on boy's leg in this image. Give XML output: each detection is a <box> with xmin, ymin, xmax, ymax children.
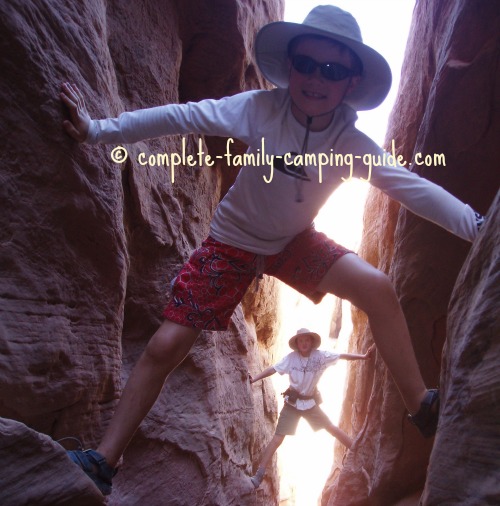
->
<box><xmin>303</xmin><ymin>405</ymin><xmax>353</xmax><ymax>448</ymax></box>
<box><xmin>251</xmin><ymin>434</ymin><xmax>285</xmax><ymax>488</ymax></box>
<box><xmin>69</xmin><ymin>238</ymin><xmax>258</xmax><ymax>493</ymax></box>
<box><xmin>255</xmin><ymin>434</ymin><xmax>286</xmax><ymax>471</ymax></box>
<box><xmin>251</xmin><ymin>403</ymin><xmax>300</xmax><ymax>488</ymax></box>
<box><xmin>325</xmin><ymin>424</ymin><xmax>352</xmax><ymax>449</ymax></box>
<box><xmin>97</xmin><ymin>237</ymin><xmax>257</xmax><ymax>466</ymax></box>
<box><xmin>97</xmin><ymin>319</ymin><xmax>200</xmax><ymax>467</ymax></box>
<box><xmin>316</xmin><ymin>253</ymin><xmax>427</xmax><ymax>415</ymax></box>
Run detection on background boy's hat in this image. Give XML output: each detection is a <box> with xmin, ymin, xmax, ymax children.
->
<box><xmin>289</xmin><ymin>328</ymin><xmax>321</xmax><ymax>351</ymax></box>
<box><xmin>255</xmin><ymin>5</ymin><xmax>392</xmax><ymax>111</ymax></box>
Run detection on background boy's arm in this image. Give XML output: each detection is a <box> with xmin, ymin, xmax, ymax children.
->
<box><xmin>249</xmin><ymin>366</ymin><xmax>277</xmax><ymax>384</ymax></box>
<box><xmin>339</xmin><ymin>343</ymin><xmax>375</xmax><ymax>361</ymax></box>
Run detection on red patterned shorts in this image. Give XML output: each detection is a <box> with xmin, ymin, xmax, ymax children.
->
<box><xmin>163</xmin><ymin>226</ymin><xmax>352</xmax><ymax>330</ymax></box>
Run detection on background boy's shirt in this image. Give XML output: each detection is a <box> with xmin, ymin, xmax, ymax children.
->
<box><xmin>274</xmin><ymin>349</ymin><xmax>340</xmax><ymax>410</ymax></box>
<box><xmin>87</xmin><ymin>88</ymin><xmax>480</xmax><ymax>254</ymax></box>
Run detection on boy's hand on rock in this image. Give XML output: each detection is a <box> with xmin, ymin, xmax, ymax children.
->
<box><xmin>364</xmin><ymin>344</ymin><xmax>376</xmax><ymax>359</ymax></box>
<box><xmin>60</xmin><ymin>82</ymin><xmax>91</xmax><ymax>142</ymax></box>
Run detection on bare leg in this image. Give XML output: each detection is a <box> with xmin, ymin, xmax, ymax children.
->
<box><xmin>256</xmin><ymin>434</ymin><xmax>285</xmax><ymax>472</ymax></box>
<box><xmin>97</xmin><ymin>319</ymin><xmax>200</xmax><ymax>467</ymax></box>
<box><xmin>317</xmin><ymin>254</ymin><xmax>427</xmax><ymax>414</ymax></box>
<box><xmin>251</xmin><ymin>434</ymin><xmax>285</xmax><ymax>487</ymax></box>
<box><xmin>325</xmin><ymin>424</ymin><xmax>353</xmax><ymax>449</ymax></box>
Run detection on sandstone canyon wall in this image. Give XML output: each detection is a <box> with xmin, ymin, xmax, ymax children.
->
<box><xmin>323</xmin><ymin>1</ymin><xmax>499</xmax><ymax>505</ymax></box>
<box><xmin>0</xmin><ymin>1</ymin><xmax>284</xmax><ymax>505</ymax></box>
<box><xmin>1</xmin><ymin>1</ymin><xmax>499</xmax><ymax>505</ymax></box>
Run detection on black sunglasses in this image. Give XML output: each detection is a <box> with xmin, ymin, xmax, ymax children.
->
<box><xmin>291</xmin><ymin>54</ymin><xmax>355</xmax><ymax>82</ymax></box>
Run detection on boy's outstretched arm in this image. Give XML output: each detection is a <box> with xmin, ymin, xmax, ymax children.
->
<box><xmin>249</xmin><ymin>366</ymin><xmax>276</xmax><ymax>384</ymax></box>
<box><xmin>339</xmin><ymin>343</ymin><xmax>376</xmax><ymax>361</ymax></box>
<box><xmin>60</xmin><ymin>82</ymin><xmax>91</xmax><ymax>142</ymax></box>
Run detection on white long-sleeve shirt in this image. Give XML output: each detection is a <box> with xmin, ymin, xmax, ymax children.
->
<box><xmin>87</xmin><ymin>88</ymin><xmax>479</xmax><ymax>254</ymax></box>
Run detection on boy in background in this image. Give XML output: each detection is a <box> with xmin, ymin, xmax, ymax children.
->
<box><xmin>249</xmin><ymin>328</ymin><xmax>374</xmax><ymax>488</ymax></box>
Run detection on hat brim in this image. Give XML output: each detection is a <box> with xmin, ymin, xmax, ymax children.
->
<box><xmin>255</xmin><ymin>21</ymin><xmax>392</xmax><ymax>111</ymax></box>
<box><xmin>289</xmin><ymin>331</ymin><xmax>322</xmax><ymax>351</ymax></box>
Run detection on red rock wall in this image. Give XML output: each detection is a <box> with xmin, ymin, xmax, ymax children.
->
<box><xmin>0</xmin><ymin>1</ymin><xmax>283</xmax><ymax>504</ymax></box>
<box><xmin>423</xmin><ymin>193</ymin><xmax>499</xmax><ymax>505</ymax></box>
<box><xmin>323</xmin><ymin>1</ymin><xmax>499</xmax><ymax>505</ymax></box>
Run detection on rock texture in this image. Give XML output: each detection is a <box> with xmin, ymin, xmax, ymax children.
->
<box><xmin>0</xmin><ymin>1</ymin><xmax>283</xmax><ymax>504</ymax></box>
<box><xmin>423</xmin><ymin>193</ymin><xmax>500</xmax><ymax>505</ymax></box>
<box><xmin>323</xmin><ymin>1</ymin><xmax>499</xmax><ymax>505</ymax></box>
<box><xmin>2</xmin><ymin>0</ymin><xmax>498</xmax><ymax>504</ymax></box>
<box><xmin>0</xmin><ymin>418</ymin><xmax>104</xmax><ymax>506</ymax></box>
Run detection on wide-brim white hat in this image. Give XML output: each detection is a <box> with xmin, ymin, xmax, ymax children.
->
<box><xmin>255</xmin><ymin>5</ymin><xmax>392</xmax><ymax>111</ymax></box>
<box><xmin>289</xmin><ymin>328</ymin><xmax>322</xmax><ymax>351</ymax></box>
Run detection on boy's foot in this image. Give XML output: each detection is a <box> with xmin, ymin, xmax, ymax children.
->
<box><xmin>250</xmin><ymin>469</ymin><xmax>265</xmax><ymax>489</ymax></box>
<box><xmin>68</xmin><ymin>449</ymin><xmax>117</xmax><ymax>496</ymax></box>
<box><xmin>407</xmin><ymin>389</ymin><xmax>440</xmax><ymax>438</ymax></box>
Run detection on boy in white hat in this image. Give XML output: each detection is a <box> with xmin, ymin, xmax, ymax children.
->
<box><xmin>60</xmin><ymin>5</ymin><xmax>484</xmax><ymax>495</ymax></box>
<box><xmin>249</xmin><ymin>328</ymin><xmax>374</xmax><ymax>488</ymax></box>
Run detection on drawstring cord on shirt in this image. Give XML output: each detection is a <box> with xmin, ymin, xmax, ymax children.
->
<box><xmin>254</xmin><ymin>254</ymin><xmax>265</xmax><ymax>292</ymax></box>
<box><xmin>295</xmin><ymin>115</ymin><xmax>313</xmax><ymax>203</ymax></box>
<box><xmin>253</xmin><ymin>118</ymin><xmax>313</xmax><ymax>287</ymax></box>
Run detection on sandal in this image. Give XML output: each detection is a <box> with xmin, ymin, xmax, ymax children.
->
<box><xmin>68</xmin><ymin>449</ymin><xmax>117</xmax><ymax>496</ymax></box>
<box><xmin>407</xmin><ymin>389</ymin><xmax>440</xmax><ymax>438</ymax></box>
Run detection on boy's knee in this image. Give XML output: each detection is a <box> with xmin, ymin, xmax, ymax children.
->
<box><xmin>368</xmin><ymin>269</ymin><xmax>394</xmax><ymax>296</ymax></box>
<box><xmin>145</xmin><ymin>320</ymin><xmax>199</xmax><ymax>363</ymax></box>
<box><xmin>356</xmin><ymin>269</ymin><xmax>398</xmax><ymax>313</ymax></box>
<box><xmin>273</xmin><ymin>434</ymin><xmax>286</xmax><ymax>447</ymax></box>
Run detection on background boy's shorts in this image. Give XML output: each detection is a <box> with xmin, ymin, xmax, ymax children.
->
<box><xmin>163</xmin><ymin>225</ymin><xmax>352</xmax><ymax>330</ymax></box>
<box><xmin>275</xmin><ymin>402</ymin><xmax>333</xmax><ymax>435</ymax></box>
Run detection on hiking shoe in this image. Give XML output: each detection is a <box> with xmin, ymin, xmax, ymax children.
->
<box><xmin>250</xmin><ymin>469</ymin><xmax>265</xmax><ymax>489</ymax></box>
<box><xmin>68</xmin><ymin>449</ymin><xmax>116</xmax><ymax>496</ymax></box>
<box><xmin>408</xmin><ymin>389</ymin><xmax>440</xmax><ymax>438</ymax></box>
